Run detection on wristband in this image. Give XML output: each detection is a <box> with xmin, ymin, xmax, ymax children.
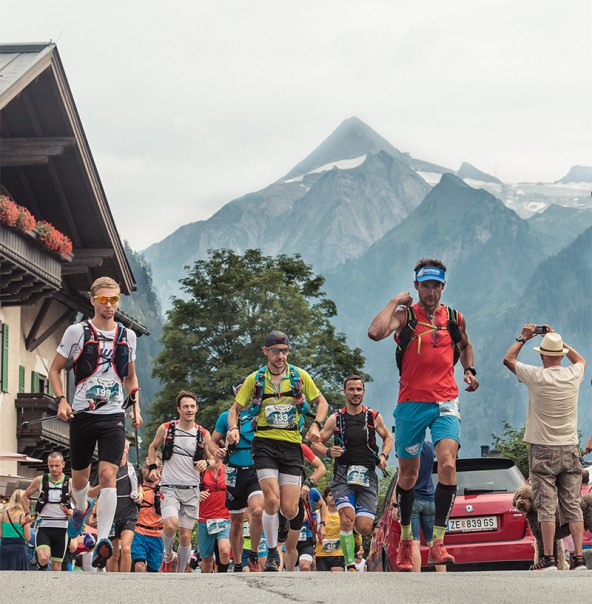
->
<box><xmin>303</xmin><ymin>478</ymin><xmax>315</xmax><ymax>488</ymax></box>
<box><xmin>380</xmin><ymin>452</ymin><xmax>389</xmax><ymax>461</ymax></box>
<box><xmin>515</xmin><ymin>336</ymin><xmax>526</xmax><ymax>344</ymax></box>
<box><xmin>319</xmin><ymin>520</ymin><xmax>326</xmax><ymax>526</ymax></box>
<box><xmin>326</xmin><ymin>448</ymin><xmax>332</xmax><ymax>459</ymax></box>
<box><xmin>148</xmin><ymin>463</ymin><xmax>158</xmax><ymax>472</ymax></box>
<box><xmin>229</xmin><ymin>426</ymin><xmax>239</xmax><ymax>432</ymax></box>
<box><xmin>313</xmin><ymin>419</ymin><xmax>324</xmax><ymax>430</ymax></box>
<box><xmin>55</xmin><ymin>395</ymin><xmax>66</xmax><ymax>404</ymax></box>
<box><xmin>464</xmin><ymin>367</ymin><xmax>477</xmax><ymax>376</ymax></box>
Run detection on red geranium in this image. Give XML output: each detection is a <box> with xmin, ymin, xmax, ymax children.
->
<box><xmin>0</xmin><ymin>195</ymin><xmax>20</xmax><ymax>227</ymax></box>
<box><xmin>35</xmin><ymin>220</ymin><xmax>73</xmax><ymax>257</ymax></box>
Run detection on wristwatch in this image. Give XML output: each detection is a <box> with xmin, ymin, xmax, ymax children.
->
<box><xmin>464</xmin><ymin>367</ymin><xmax>477</xmax><ymax>376</ymax></box>
<box><xmin>515</xmin><ymin>336</ymin><xmax>527</xmax><ymax>344</ymax></box>
<box><xmin>54</xmin><ymin>395</ymin><xmax>66</xmax><ymax>404</ymax></box>
<box><xmin>313</xmin><ymin>419</ymin><xmax>324</xmax><ymax>430</ymax></box>
<box><xmin>380</xmin><ymin>452</ymin><xmax>389</xmax><ymax>461</ymax></box>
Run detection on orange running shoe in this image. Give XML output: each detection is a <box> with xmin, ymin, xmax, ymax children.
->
<box><xmin>428</xmin><ymin>539</ymin><xmax>455</xmax><ymax>566</ymax></box>
<box><xmin>396</xmin><ymin>538</ymin><xmax>414</xmax><ymax>572</ymax></box>
<box><xmin>159</xmin><ymin>554</ymin><xmax>173</xmax><ymax>573</ymax></box>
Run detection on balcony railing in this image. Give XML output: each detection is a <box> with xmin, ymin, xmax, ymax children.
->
<box><xmin>0</xmin><ymin>223</ymin><xmax>62</xmax><ymax>306</ymax></box>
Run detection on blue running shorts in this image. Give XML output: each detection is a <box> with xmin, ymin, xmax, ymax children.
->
<box><xmin>131</xmin><ymin>532</ymin><xmax>164</xmax><ymax>572</ymax></box>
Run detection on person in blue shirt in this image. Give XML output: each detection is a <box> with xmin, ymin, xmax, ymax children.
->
<box><xmin>209</xmin><ymin>382</ymin><xmax>265</xmax><ymax>572</ymax></box>
<box><xmin>411</xmin><ymin>440</ymin><xmax>445</xmax><ymax>572</ymax></box>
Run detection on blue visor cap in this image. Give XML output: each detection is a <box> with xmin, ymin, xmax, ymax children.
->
<box><xmin>415</xmin><ymin>266</ymin><xmax>446</xmax><ymax>283</ymax></box>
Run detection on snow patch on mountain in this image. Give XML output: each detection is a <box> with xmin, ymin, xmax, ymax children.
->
<box><xmin>284</xmin><ymin>155</ymin><xmax>367</xmax><ymax>183</ymax></box>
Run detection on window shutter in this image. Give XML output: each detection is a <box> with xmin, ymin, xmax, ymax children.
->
<box><xmin>1</xmin><ymin>324</ymin><xmax>8</xmax><ymax>392</ymax></box>
<box><xmin>31</xmin><ymin>370</ymin><xmax>40</xmax><ymax>392</ymax></box>
<box><xmin>19</xmin><ymin>365</ymin><xmax>25</xmax><ymax>393</ymax></box>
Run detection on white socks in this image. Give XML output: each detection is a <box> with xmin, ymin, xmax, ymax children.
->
<box><xmin>263</xmin><ymin>511</ymin><xmax>280</xmax><ymax>549</ymax></box>
<box><xmin>72</xmin><ymin>483</ymin><xmax>90</xmax><ymax>512</ymax></box>
<box><xmin>163</xmin><ymin>531</ymin><xmax>175</xmax><ymax>556</ymax></box>
<box><xmin>177</xmin><ymin>545</ymin><xmax>191</xmax><ymax>573</ymax></box>
<box><xmin>96</xmin><ymin>487</ymin><xmax>117</xmax><ymax>541</ymax></box>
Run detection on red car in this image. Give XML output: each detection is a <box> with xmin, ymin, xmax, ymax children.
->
<box><xmin>367</xmin><ymin>457</ymin><xmax>535</xmax><ymax>571</ymax></box>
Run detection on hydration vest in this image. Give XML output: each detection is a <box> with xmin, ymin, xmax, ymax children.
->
<box><xmin>334</xmin><ymin>406</ymin><xmax>380</xmax><ymax>466</ymax></box>
<box><xmin>395</xmin><ymin>305</ymin><xmax>462</xmax><ymax>375</ymax></box>
<box><xmin>72</xmin><ymin>320</ymin><xmax>130</xmax><ymax>386</ymax></box>
<box><xmin>248</xmin><ymin>364</ymin><xmax>309</xmax><ymax>431</ymax></box>
<box><xmin>162</xmin><ymin>420</ymin><xmax>205</xmax><ymax>463</ymax></box>
<box><xmin>35</xmin><ymin>474</ymin><xmax>71</xmax><ymax>514</ymax></box>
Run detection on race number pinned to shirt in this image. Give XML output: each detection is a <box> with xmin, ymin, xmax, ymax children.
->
<box><xmin>225</xmin><ymin>466</ymin><xmax>237</xmax><ymax>488</ymax></box>
<box><xmin>265</xmin><ymin>404</ymin><xmax>297</xmax><ymax>429</ymax></box>
<box><xmin>347</xmin><ymin>465</ymin><xmax>370</xmax><ymax>487</ymax></box>
<box><xmin>438</xmin><ymin>399</ymin><xmax>460</xmax><ymax>419</ymax></box>
<box><xmin>84</xmin><ymin>378</ymin><xmax>121</xmax><ymax>406</ymax></box>
<box><xmin>322</xmin><ymin>538</ymin><xmax>340</xmax><ymax>553</ymax></box>
<box><xmin>206</xmin><ymin>518</ymin><xmax>228</xmax><ymax>535</ymax></box>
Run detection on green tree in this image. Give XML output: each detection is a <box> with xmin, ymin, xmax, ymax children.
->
<box><xmin>147</xmin><ymin>249</ymin><xmax>370</xmax><ymax>437</ymax></box>
<box><xmin>491</xmin><ymin>421</ymin><xmax>529</xmax><ymax>478</ymax></box>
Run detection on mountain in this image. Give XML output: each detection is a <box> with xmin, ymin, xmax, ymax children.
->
<box><xmin>144</xmin><ymin>117</ymin><xmax>433</xmax><ymax>308</ymax></box>
<box><xmin>457</xmin><ymin>162</ymin><xmax>502</xmax><ymax>184</ymax></box>
<box><xmin>557</xmin><ymin>165</ymin><xmax>592</xmax><ymax>183</ymax></box>
<box><xmin>527</xmin><ymin>205</ymin><xmax>592</xmax><ymax>255</ymax></box>
<box><xmin>323</xmin><ymin>174</ymin><xmax>546</xmax><ymax>454</ymax></box>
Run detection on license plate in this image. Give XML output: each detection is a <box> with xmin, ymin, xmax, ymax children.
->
<box><xmin>447</xmin><ymin>516</ymin><xmax>498</xmax><ymax>533</ymax></box>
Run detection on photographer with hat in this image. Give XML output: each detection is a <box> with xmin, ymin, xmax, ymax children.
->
<box><xmin>504</xmin><ymin>324</ymin><xmax>587</xmax><ymax>571</ymax></box>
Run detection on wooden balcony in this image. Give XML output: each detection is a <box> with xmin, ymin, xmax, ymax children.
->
<box><xmin>0</xmin><ymin>223</ymin><xmax>64</xmax><ymax>306</ymax></box>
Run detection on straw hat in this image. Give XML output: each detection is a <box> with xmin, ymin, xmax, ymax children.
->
<box><xmin>533</xmin><ymin>332</ymin><xmax>568</xmax><ymax>356</ymax></box>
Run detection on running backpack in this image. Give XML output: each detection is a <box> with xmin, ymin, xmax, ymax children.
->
<box><xmin>162</xmin><ymin>420</ymin><xmax>205</xmax><ymax>462</ymax></box>
<box><xmin>334</xmin><ymin>406</ymin><xmax>380</xmax><ymax>463</ymax></box>
<box><xmin>72</xmin><ymin>320</ymin><xmax>130</xmax><ymax>386</ymax></box>
<box><xmin>395</xmin><ymin>305</ymin><xmax>462</xmax><ymax>374</ymax></box>
<box><xmin>35</xmin><ymin>474</ymin><xmax>71</xmax><ymax>514</ymax></box>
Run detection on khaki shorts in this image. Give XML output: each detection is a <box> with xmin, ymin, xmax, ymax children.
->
<box><xmin>160</xmin><ymin>485</ymin><xmax>200</xmax><ymax>525</ymax></box>
<box><xmin>528</xmin><ymin>443</ymin><xmax>583</xmax><ymax>524</ymax></box>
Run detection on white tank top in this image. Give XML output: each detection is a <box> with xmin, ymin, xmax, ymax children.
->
<box><xmin>160</xmin><ymin>423</ymin><xmax>202</xmax><ymax>487</ymax></box>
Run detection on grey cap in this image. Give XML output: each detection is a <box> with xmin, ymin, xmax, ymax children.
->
<box><xmin>264</xmin><ymin>330</ymin><xmax>290</xmax><ymax>347</ymax></box>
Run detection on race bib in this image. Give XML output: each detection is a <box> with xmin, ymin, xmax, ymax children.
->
<box><xmin>347</xmin><ymin>465</ymin><xmax>370</xmax><ymax>487</ymax></box>
<box><xmin>243</xmin><ymin>522</ymin><xmax>250</xmax><ymax>538</ymax></box>
<box><xmin>322</xmin><ymin>538</ymin><xmax>340</xmax><ymax>553</ymax></box>
<box><xmin>264</xmin><ymin>404</ymin><xmax>296</xmax><ymax>429</ymax></box>
<box><xmin>206</xmin><ymin>518</ymin><xmax>228</xmax><ymax>535</ymax></box>
<box><xmin>299</xmin><ymin>527</ymin><xmax>309</xmax><ymax>542</ymax></box>
<box><xmin>258</xmin><ymin>537</ymin><xmax>267</xmax><ymax>554</ymax></box>
<box><xmin>438</xmin><ymin>399</ymin><xmax>460</xmax><ymax>419</ymax></box>
<box><xmin>225</xmin><ymin>466</ymin><xmax>237</xmax><ymax>488</ymax></box>
<box><xmin>84</xmin><ymin>378</ymin><xmax>120</xmax><ymax>406</ymax></box>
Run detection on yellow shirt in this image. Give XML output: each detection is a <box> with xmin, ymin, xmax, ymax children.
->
<box><xmin>315</xmin><ymin>510</ymin><xmax>343</xmax><ymax>557</ymax></box>
<box><xmin>236</xmin><ymin>365</ymin><xmax>320</xmax><ymax>444</ymax></box>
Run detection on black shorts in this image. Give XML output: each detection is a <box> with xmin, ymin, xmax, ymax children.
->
<box><xmin>35</xmin><ymin>526</ymin><xmax>68</xmax><ymax>562</ymax></box>
<box><xmin>252</xmin><ymin>438</ymin><xmax>304</xmax><ymax>477</ymax></box>
<box><xmin>110</xmin><ymin>517</ymin><xmax>137</xmax><ymax>540</ymax></box>
<box><xmin>315</xmin><ymin>555</ymin><xmax>344</xmax><ymax>571</ymax></box>
<box><xmin>296</xmin><ymin>539</ymin><xmax>315</xmax><ymax>559</ymax></box>
<box><xmin>70</xmin><ymin>412</ymin><xmax>126</xmax><ymax>470</ymax></box>
<box><xmin>225</xmin><ymin>465</ymin><xmax>261</xmax><ymax>512</ymax></box>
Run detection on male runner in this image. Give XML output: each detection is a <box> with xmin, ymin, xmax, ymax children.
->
<box><xmin>49</xmin><ymin>276</ymin><xmax>142</xmax><ymax>569</ymax></box>
<box><xmin>314</xmin><ymin>375</ymin><xmax>393</xmax><ymax>571</ymax></box>
<box><xmin>368</xmin><ymin>258</ymin><xmax>479</xmax><ymax>570</ymax></box>
<box><xmin>209</xmin><ymin>382</ymin><xmax>264</xmax><ymax>572</ymax></box>
<box><xmin>147</xmin><ymin>390</ymin><xmax>214</xmax><ymax>573</ymax></box>
<box><xmin>22</xmin><ymin>452</ymin><xmax>71</xmax><ymax>571</ymax></box>
<box><xmin>227</xmin><ymin>330</ymin><xmax>328</xmax><ymax>571</ymax></box>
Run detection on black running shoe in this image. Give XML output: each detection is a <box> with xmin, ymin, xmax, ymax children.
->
<box><xmin>530</xmin><ymin>555</ymin><xmax>557</xmax><ymax>571</ymax></box>
<box><xmin>92</xmin><ymin>538</ymin><xmax>113</xmax><ymax>569</ymax></box>
<box><xmin>264</xmin><ymin>550</ymin><xmax>280</xmax><ymax>572</ymax></box>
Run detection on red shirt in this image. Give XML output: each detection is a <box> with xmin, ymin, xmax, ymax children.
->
<box><xmin>199</xmin><ymin>465</ymin><xmax>230</xmax><ymax>522</ymax></box>
<box><xmin>302</xmin><ymin>443</ymin><xmax>316</xmax><ymax>463</ymax></box>
<box><xmin>396</xmin><ymin>304</ymin><xmax>461</xmax><ymax>403</ymax></box>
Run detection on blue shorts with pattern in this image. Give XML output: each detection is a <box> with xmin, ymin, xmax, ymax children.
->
<box><xmin>394</xmin><ymin>401</ymin><xmax>461</xmax><ymax>459</ymax></box>
<box><xmin>198</xmin><ymin>519</ymin><xmax>231</xmax><ymax>559</ymax></box>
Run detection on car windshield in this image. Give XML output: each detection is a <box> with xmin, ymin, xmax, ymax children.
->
<box><xmin>433</xmin><ymin>465</ymin><xmax>525</xmax><ymax>494</ymax></box>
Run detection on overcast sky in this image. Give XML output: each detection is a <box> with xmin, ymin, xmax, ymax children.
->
<box><xmin>3</xmin><ymin>0</ymin><xmax>591</xmax><ymax>250</ymax></box>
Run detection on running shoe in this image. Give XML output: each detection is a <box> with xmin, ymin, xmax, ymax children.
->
<box><xmin>346</xmin><ymin>563</ymin><xmax>357</xmax><ymax>572</ymax></box>
<box><xmin>67</xmin><ymin>497</ymin><xmax>95</xmax><ymax>539</ymax></box>
<box><xmin>570</xmin><ymin>555</ymin><xmax>587</xmax><ymax>571</ymax></box>
<box><xmin>92</xmin><ymin>537</ymin><xmax>113</xmax><ymax>569</ymax></box>
<box><xmin>233</xmin><ymin>563</ymin><xmax>243</xmax><ymax>573</ymax></box>
<box><xmin>530</xmin><ymin>555</ymin><xmax>557</xmax><ymax>571</ymax></box>
<box><xmin>248</xmin><ymin>555</ymin><xmax>262</xmax><ymax>572</ymax></box>
<box><xmin>396</xmin><ymin>538</ymin><xmax>413</xmax><ymax>572</ymax></box>
<box><xmin>428</xmin><ymin>539</ymin><xmax>455</xmax><ymax>566</ymax></box>
<box><xmin>264</xmin><ymin>550</ymin><xmax>280</xmax><ymax>572</ymax></box>
<box><xmin>160</xmin><ymin>553</ymin><xmax>173</xmax><ymax>573</ymax></box>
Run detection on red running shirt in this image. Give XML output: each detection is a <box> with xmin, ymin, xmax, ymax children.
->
<box><xmin>199</xmin><ymin>465</ymin><xmax>230</xmax><ymax>522</ymax></box>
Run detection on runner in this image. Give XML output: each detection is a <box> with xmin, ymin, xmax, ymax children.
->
<box><xmin>282</xmin><ymin>443</ymin><xmax>326</xmax><ymax>572</ymax></box>
<box><xmin>313</xmin><ymin>375</ymin><xmax>393</xmax><ymax>571</ymax></box>
<box><xmin>99</xmin><ymin>439</ymin><xmax>143</xmax><ymax>572</ymax></box>
<box><xmin>209</xmin><ymin>382</ymin><xmax>264</xmax><ymax>572</ymax></box>
<box><xmin>240</xmin><ymin>516</ymin><xmax>268</xmax><ymax>571</ymax></box>
<box><xmin>147</xmin><ymin>390</ymin><xmax>214</xmax><ymax>573</ymax></box>
<box><xmin>198</xmin><ymin>457</ymin><xmax>231</xmax><ymax>572</ymax></box>
<box><xmin>131</xmin><ymin>458</ymin><xmax>164</xmax><ymax>573</ymax></box>
<box><xmin>291</xmin><ymin>487</ymin><xmax>326</xmax><ymax>572</ymax></box>
<box><xmin>22</xmin><ymin>452</ymin><xmax>72</xmax><ymax>571</ymax></box>
<box><xmin>227</xmin><ymin>331</ymin><xmax>328</xmax><ymax>572</ymax></box>
<box><xmin>48</xmin><ymin>276</ymin><xmax>142</xmax><ymax>569</ymax></box>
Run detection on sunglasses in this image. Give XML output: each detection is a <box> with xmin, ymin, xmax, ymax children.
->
<box><xmin>93</xmin><ymin>294</ymin><xmax>120</xmax><ymax>305</ymax></box>
<box><xmin>266</xmin><ymin>347</ymin><xmax>291</xmax><ymax>355</ymax></box>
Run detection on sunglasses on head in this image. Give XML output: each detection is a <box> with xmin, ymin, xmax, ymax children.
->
<box><xmin>93</xmin><ymin>294</ymin><xmax>120</xmax><ymax>305</ymax></box>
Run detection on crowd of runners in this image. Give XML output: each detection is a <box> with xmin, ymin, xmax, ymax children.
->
<box><xmin>2</xmin><ymin>257</ymin><xmax>582</xmax><ymax>573</ymax></box>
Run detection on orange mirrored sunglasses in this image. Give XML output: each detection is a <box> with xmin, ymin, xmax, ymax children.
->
<box><xmin>93</xmin><ymin>294</ymin><xmax>120</xmax><ymax>305</ymax></box>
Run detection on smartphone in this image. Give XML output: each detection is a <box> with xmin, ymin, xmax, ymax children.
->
<box><xmin>534</xmin><ymin>326</ymin><xmax>548</xmax><ymax>335</ymax></box>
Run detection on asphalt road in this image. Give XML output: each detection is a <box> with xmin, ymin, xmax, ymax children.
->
<box><xmin>1</xmin><ymin>571</ymin><xmax>590</xmax><ymax>604</ymax></box>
